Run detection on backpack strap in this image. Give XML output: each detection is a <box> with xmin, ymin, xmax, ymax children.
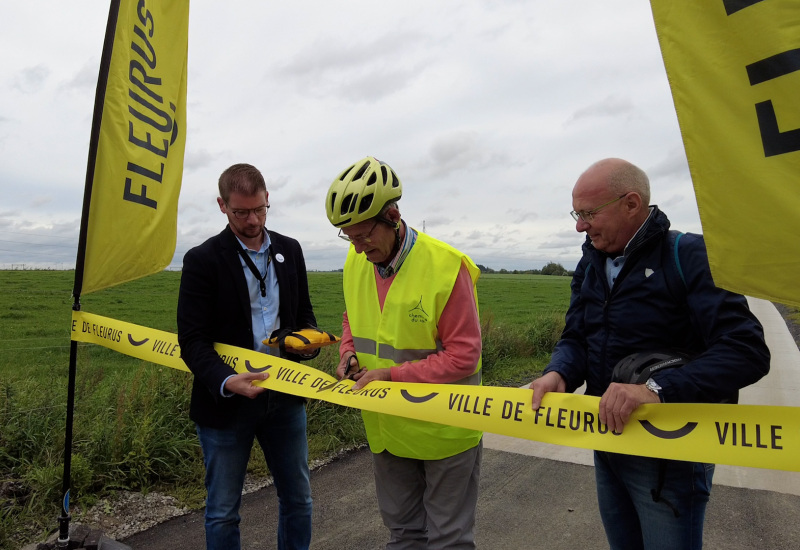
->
<box><xmin>663</xmin><ymin>230</ymin><xmax>687</xmax><ymax>304</ymax></box>
<box><xmin>672</xmin><ymin>231</ymin><xmax>686</xmax><ymax>287</ymax></box>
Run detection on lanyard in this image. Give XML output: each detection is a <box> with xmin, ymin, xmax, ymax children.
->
<box><xmin>237</xmin><ymin>246</ymin><xmax>272</xmax><ymax>297</ymax></box>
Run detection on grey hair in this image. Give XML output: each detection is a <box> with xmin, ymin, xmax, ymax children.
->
<box><xmin>379</xmin><ymin>201</ymin><xmax>400</xmax><ymax>217</ymax></box>
<box><xmin>606</xmin><ymin>161</ymin><xmax>650</xmax><ymax>205</ymax></box>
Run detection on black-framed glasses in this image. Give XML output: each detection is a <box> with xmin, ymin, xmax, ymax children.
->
<box><xmin>228</xmin><ymin>204</ymin><xmax>269</xmax><ymax>220</ymax></box>
<box><xmin>570</xmin><ymin>193</ymin><xmax>628</xmax><ymax>223</ymax></box>
<box><xmin>338</xmin><ymin>220</ymin><xmax>380</xmax><ymax>244</ymax></box>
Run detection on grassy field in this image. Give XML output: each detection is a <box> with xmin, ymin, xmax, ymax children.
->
<box><xmin>0</xmin><ymin>269</ymin><xmax>570</xmax><ymax>548</ymax></box>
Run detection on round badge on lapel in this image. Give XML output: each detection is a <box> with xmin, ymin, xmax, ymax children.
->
<box><xmin>275</xmin><ymin>253</ymin><xmax>285</xmax><ymax>263</ymax></box>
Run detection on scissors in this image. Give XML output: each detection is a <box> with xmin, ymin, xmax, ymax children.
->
<box><xmin>342</xmin><ymin>354</ymin><xmax>363</xmax><ymax>380</ymax></box>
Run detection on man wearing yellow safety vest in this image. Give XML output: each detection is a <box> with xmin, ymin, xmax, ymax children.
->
<box><xmin>326</xmin><ymin>156</ymin><xmax>483</xmax><ymax>549</ymax></box>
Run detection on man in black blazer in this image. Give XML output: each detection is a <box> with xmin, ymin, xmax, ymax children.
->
<box><xmin>177</xmin><ymin>163</ymin><xmax>318</xmax><ymax>550</ymax></box>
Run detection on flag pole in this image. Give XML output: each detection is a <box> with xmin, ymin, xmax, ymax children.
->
<box><xmin>59</xmin><ymin>1</ymin><xmax>121</xmax><ymax>547</ymax></box>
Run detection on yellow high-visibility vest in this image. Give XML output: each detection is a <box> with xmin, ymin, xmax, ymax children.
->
<box><xmin>343</xmin><ymin>231</ymin><xmax>483</xmax><ymax>459</ymax></box>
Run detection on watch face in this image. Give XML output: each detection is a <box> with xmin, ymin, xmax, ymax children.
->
<box><xmin>646</xmin><ymin>378</ymin><xmax>662</xmax><ymax>394</ymax></box>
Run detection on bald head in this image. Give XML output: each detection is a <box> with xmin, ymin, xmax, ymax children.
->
<box><xmin>571</xmin><ymin>158</ymin><xmax>651</xmax><ymax>255</ymax></box>
<box><xmin>579</xmin><ymin>158</ymin><xmax>651</xmax><ymax>204</ymax></box>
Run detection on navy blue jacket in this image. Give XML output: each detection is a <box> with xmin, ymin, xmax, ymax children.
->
<box><xmin>177</xmin><ymin>226</ymin><xmax>317</xmax><ymax>429</ymax></box>
<box><xmin>545</xmin><ymin>206</ymin><xmax>770</xmax><ymax>404</ymax></box>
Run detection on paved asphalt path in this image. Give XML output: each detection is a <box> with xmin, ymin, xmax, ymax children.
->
<box><xmin>122</xmin><ymin>298</ymin><xmax>800</xmax><ymax>549</ymax></box>
<box><xmin>122</xmin><ymin>446</ymin><xmax>800</xmax><ymax>550</ymax></box>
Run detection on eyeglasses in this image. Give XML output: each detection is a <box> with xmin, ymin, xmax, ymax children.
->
<box><xmin>227</xmin><ymin>204</ymin><xmax>269</xmax><ymax>220</ymax></box>
<box><xmin>338</xmin><ymin>220</ymin><xmax>380</xmax><ymax>244</ymax></box>
<box><xmin>570</xmin><ymin>194</ymin><xmax>628</xmax><ymax>223</ymax></box>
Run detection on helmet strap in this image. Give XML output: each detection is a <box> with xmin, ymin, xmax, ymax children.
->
<box><xmin>375</xmin><ymin>217</ymin><xmax>403</xmax><ymax>268</ymax></box>
<box><xmin>393</xmin><ymin>224</ymin><xmax>402</xmax><ymax>255</ymax></box>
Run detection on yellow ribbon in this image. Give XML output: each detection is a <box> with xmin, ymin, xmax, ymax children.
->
<box><xmin>71</xmin><ymin>310</ymin><xmax>800</xmax><ymax>471</ymax></box>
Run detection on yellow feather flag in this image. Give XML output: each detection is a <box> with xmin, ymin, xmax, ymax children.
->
<box><xmin>650</xmin><ymin>1</ymin><xmax>800</xmax><ymax>306</ymax></box>
<box><xmin>76</xmin><ymin>0</ymin><xmax>189</xmax><ymax>295</ymax></box>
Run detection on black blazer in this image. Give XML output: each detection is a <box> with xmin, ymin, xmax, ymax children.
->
<box><xmin>177</xmin><ymin>226</ymin><xmax>318</xmax><ymax>428</ymax></box>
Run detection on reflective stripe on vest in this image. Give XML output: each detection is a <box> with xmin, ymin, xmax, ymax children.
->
<box><xmin>352</xmin><ymin>336</ymin><xmax>481</xmax><ymax>385</ymax></box>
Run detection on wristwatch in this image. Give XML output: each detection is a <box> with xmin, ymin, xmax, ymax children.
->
<box><xmin>645</xmin><ymin>378</ymin><xmax>662</xmax><ymax>395</ymax></box>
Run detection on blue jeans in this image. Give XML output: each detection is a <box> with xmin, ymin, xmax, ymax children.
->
<box><xmin>594</xmin><ymin>451</ymin><xmax>714</xmax><ymax>550</ymax></box>
<box><xmin>196</xmin><ymin>391</ymin><xmax>312</xmax><ymax>550</ymax></box>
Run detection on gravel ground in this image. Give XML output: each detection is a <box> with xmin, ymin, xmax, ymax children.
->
<box><xmin>73</xmin><ymin>475</ymin><xmax>275</xmax><ymax>541</ymax></box>
<box><xmin>74</xmin><ymin>490</ymin><xmax>195</xmax><ymax>541</ymax></box>
<box><xmin>23</xmin><ymin>448</ymin><xmax>361</xmax><ymax>548</ymax></box>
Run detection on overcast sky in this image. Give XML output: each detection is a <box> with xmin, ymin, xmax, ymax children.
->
<box><xmin>1</xmin><ymin>0</ymin><xmax>703</xmax><ymax>273</ymax></box>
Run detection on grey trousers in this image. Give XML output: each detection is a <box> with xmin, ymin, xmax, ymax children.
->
<box><xmin>372</xmin><ymin>440</ymin><xmax>482</xmax><ymax>549</ymax></box>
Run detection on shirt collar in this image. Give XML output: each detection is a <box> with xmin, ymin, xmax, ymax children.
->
<box><xmin>376</xmin><ymin>220</ymin><xmax>417</xmax><ymax>279</ymax></box>
<box><xmin>235</xmin><ymin>228</ymin><xmax>270</xmax><ymax>254</ymax></box>
<box><xmin>622</xmin><ymin>206</ymin><xmax>654</xmax><ymax>257</ymax></box>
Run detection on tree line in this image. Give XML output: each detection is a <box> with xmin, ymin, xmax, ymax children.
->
<box><xmin>476</xmin><ymin>262</ymin><xmax>572</xmax><ymax>276</ymax></box>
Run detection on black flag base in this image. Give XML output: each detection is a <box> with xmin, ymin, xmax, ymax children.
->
<box><xmin>25</xmin><ymin>524</ymin><xmax>132</xmax><ymax>550</ymax></box>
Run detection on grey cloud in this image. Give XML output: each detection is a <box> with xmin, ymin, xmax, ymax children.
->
<box><xmin>476</xmin><ymin>20</ymin><xmax>513</xmax><ymax>42</ymax></box>
<box><xmin>279</xmin><ymin>32</ymin><xmax>429</xmax><ymax>77</ymax></box>
<box><xmin>431</xmin><ymin>132</ymin><xmax>478</xmax><ymax>165</ymax></box>
<box><xmin>507</xmin><ymin>209</ymin><xmax>538</xmax><ymax>224</ymax></box>
<box><xmin>646</xmin><ymin>148</ymin><xmax>689</xmax><ymax>181</ymax></box>
<box><xmin>0</xmin><ymin>223</ymin><xmax>80</xmax><ymax>268</ymax></box>
<box><xmin>0</xmin><ymin>1</ymin><xmax>705</xmax><ymax>272</ymax></box>
<box><xmin>61</xmin><ymin>60</ymin><xmax>99</xmax><ymax>92</ymax></box>
<box><xmin>266</xmin><ymin>176</ymin><xmax>290</xmax><ymax>191</ymax></box>
<box><xmin>334</xmin><ymin>65</ymin><xmax>426</xmax><ymax>102</ymax></box>
<box><xmin>176</xmin><ymin>219</ymin><xmax>218</xmax><ymax>242</ymax></box>
<box><xmin>565</xmin><ymin>94</ymin><xmax>634</xmax><ymax>125</ymax></box>
<box><xmin>183</xmin><ymin>148</ymin><xmax>218</xmax><ymax>172</ymax></box>
<box><xmin>13</xmin><ymin>65</ymin><xmax>50</xmax><ymax>93</ymax></box>
<box><xmin>280</xmin><ymin>189</ymin><xmax>317</xmax><ymax>207</ymax></box>
<box><xmin>181</xmin><ymin>212</ymin><xmax>217</xmax><ymax>226</ymax></box>
<box><xmin>31</xmin><ymin>196</ymin><xmax>53</xmax><ymax>208</ymax></box>
<box><xmin>659</xmin><ymin>193</ymin><xmax>687</xmax><ymax>210</ymax></box>
<box><xmin>178</xmin><ymin>197</ymin><xmax>214</xmax><ymax>215</ymax></box>
<box><xmin>50</xmin><ymin>220</ymin><xmax>80</xmax><ymax>236</ymax></box>
<box><xmin>417</xmin><ymin>131</ymin><xmax>510</xmax><ymax>179</ymax></box>
<box><xmin>538</xmin><ymin>230</ymin><xmax>584</xmax><ymax>250</ymax></box>
<box><xmin>419</xmin><ymin>216</ymin><xmax>452</xmax><ymax>229</ymax></box>
<box><xmin>646</xmin><ymin>149</ymin><xmax>692</xmax><ymax>211</ymax></box>
<box><xmin>274</xmin><ymin>32</ymin><xmax>432</xmax><ymax>102</ymax></box>
<box><xmin>460</xmin><ymin>225</ymin><xmax>519</xmax><ymax>247</ymax></box>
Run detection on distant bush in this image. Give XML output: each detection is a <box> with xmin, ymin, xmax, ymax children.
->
<box><xmin>540</xmin><ymin>262</ymin><xmax>570</xmax><ymax>276</ymax></box>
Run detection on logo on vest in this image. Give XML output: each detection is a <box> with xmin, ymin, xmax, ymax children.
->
<box><xmin>408</xmin><ymin>295</ymin><xmax>429</xmax><ymax>323</ymax></box>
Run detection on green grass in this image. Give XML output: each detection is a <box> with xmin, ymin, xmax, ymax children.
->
<box><xmin>0</xmin><ymin>269</ymin><xmax>570</xmax><ymax>548</ymax></box>
<box><xmin>477</xmin><ymin>273</ymin><xmax>571</xmax><ymax>325</ymax></box>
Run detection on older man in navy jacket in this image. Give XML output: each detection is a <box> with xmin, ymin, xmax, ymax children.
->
<box><xmin>530</xmin><ymin>158</ymin><xmax>770</xmax><ymax>550</ymax></box>
<box><xmin>178</xmin><ymin>163</ymin><xmax>318</xmax><ymax>550</ymax></box>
